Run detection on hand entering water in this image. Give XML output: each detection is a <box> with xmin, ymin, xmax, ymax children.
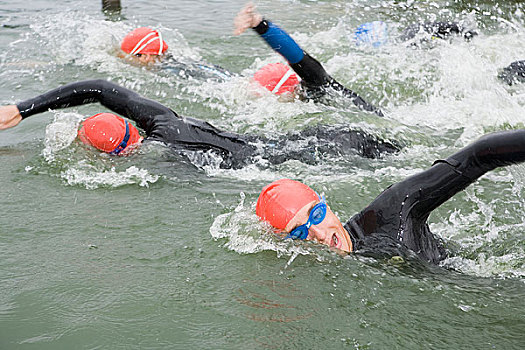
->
<box><xmin>0</xmin><ymin>105</ymin><xmax>22</xmax><ymax>130</ymax></box>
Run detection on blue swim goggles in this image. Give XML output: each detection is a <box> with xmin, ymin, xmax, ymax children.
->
<box><xmin>286</xmin><ymin>194</ymin><xmax>327</xmax><ymax>240</ymax></box>
<box><xmin>110</xmin><ymin>121</ymin><xmax>130</xmax><ymax>155</ymax></box>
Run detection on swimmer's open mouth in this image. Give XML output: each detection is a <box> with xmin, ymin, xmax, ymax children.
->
<box><xmin>331</xmin><ymin>233</ymin><xmax>339</xmax><ymax>248</ymax></box>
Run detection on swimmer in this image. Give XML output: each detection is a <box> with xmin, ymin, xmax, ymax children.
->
<box><xmin>398</xmin><ymin>21</ymin><xmax>477</xmax><ymax>43</ymax></box>
<box><xmin>119</xmin><ymin>27</ymin><xmax>233</xmax><ymax>81</ymax></box>
<box><xmin>119</xmin><ymin>27</ymin><xmax>168</xmax><ymax>65</ymax></box>
<box><xmin>0</xmin><ymin>80</ymin><xmax>398</xmax><ymax>168</ymax></box>
<box><xmin>257</xmin><ymin>129</ymin><xmax>525</xmax><ymax>264</ymax></box>
<box><xmin>498</xmin><ymin>60</ymin><xmax>525</xmax><ymax>85</ymax></box>
<box><xmin>354</xmin><ymin>20</ymin><xmax>477</xmax><ymax>47</ymax></box>
<box><xmin>234</xmin><ymin>3</ymin><xmax>384</xmax><ymax>116</ymax></box>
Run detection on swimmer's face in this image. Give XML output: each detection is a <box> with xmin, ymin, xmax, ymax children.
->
<box><xmin>119</xmin><ymin>51</ymin><xmax>162</xmax><ymax>66</ymax></box>
<box><xmin>285</xmin><ymin>200</ymin><xmax>353</xmax><ymax>252</ymax></box>
<box><xmin>276</xmin><ymin>90</ymin><xmax>297</xmax><ymax>102</ymax></box>
<box><xmin>134</xmin><ymin>53</ymin><xmax>161</xmax><ymax>65</ymax></box>
<box><xmin>274</xmin><ymin>83</ymin><xmax>301</xmax><ymax>102</ymax></box>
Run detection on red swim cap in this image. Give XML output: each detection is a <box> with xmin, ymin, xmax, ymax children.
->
<box><xmin>256</xmin><ymin>179</ymin><xmax>319</xmax><ymax>230</ymax></box>
<box><xmin>253</xmin><ymin>63</ymin><xmax>300</xmax><ymax>95</ymax></box>
<box><xmin>121</xmin><ymin>27</ymin><xmax>168</xmax><ymax>55</ymax></box>
<box><xmin>78</xmin><ymin>113</ymin><xmax>142</xmax><ymax>154</ymax></box>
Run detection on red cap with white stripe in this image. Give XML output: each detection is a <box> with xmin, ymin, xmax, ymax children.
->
<box><xmin>253</xmin><ymin>63</ymin><xmax>300</xmax><ymax>95</ymax></box>
<box><xmin>121</xmin><ymin>27</ymin><xmax>168</xmax><ymax>55</ymax></box>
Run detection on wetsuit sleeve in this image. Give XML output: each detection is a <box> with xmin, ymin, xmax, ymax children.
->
<box><xmin>16</xmin><ymin>79</ymin><xmax>172</xmax><ymax>137</ymax></box>
<box><xmin>253</xmin><ymin>19</ymin><xmax>304</xmax><ymax>64</ymax></box>
<box><xmin>15</xmin><ymin>79</ymin><xmax>255</xmax><ymax>167</ymax></box>
<box><xmin>253</xmin><ymin>19</ymin><xmax>328</xmax><ymax>85</ymax></box>
<box><xmin>400</xmin><ymin>21</ymin><xmax>477</xmax><ymax>41</ymax></box>
<box><xmin>427</xmin><ymin>22</ymin><xmax>477</xmax><ymax>40</ymax></box>
<box><xmin>328</xmin><ymin>81</ymin><xmax>384</xmax><ymax>116</ymax></box>
<box><xmin>382</xmin><ymin>129</ymin><xmax>525</xmax><ymax>218</ymax></box>
<box><xmin>162</xmin><ymin>54</ymin><xmax>234</xmax><ymax>82</ymax></box>
<box><xmin>346</xmin><ymin>129</ymin><xmax>525</xmax><ymax>263</ymax></box>
<box><xmin>253</xmin><ymin>19</ymin><xmax>382</xmax><ymax>115</ymax></box>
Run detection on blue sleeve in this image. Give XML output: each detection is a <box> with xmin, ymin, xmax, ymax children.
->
<box><xmin>260</xmin><ymin>21</ymin><xmax>304</xmax><ymax>64</ymax></box>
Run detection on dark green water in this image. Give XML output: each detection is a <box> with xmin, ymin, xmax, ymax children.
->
<box><xmin>1</xmin><ymin>0</ymin><xmax>524</xmax><ymax>349</ymax></box>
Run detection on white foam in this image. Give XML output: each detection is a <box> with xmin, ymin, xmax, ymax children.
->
<box><xmin>442</xmin><ymin>253</ymin><xmax>525</xmax><ymax>279</ymax></box>
<box><xmin>10</xmin><ymin>6</ymin><xmax>525</xmax><ymax>279</ymax></box>
<box><xmin>42</xmin><ymin>112</ymin><xmax>83</xmax><ymax>162</ymax></box>
<box><xmin>209</xmin><ymin>192</ymin><xmax>311</xmax><ymax>260</ymax></box>
<box><xmin>26</xmin><ymin>12</ymin><xmax>200</xmax><ymax>84</ymax></box>
<box><xmin>61</xmin><ymin>164</ymin><xmax>158</xmax><ymax>190</ymax></box>
<box><xmin>40</xmin><ymin>112</ymin><xmax>159</xmax><ymax>189</ymax></box>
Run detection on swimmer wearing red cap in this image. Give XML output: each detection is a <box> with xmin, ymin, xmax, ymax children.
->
<box><xmin>119</xmin><ymin>27</ymin><xmax>233</xmax><ymax>81</ymax></box>
<box><xmin>0</xmin><ymin>80</ymin><xmax>397</xmax><ymax>167</ymax></box>
<box><xmin>234</xmin><ymin>3</ymin><xmax>383</xmax><ymax>116</ymax></box>
<box><xmin>257</xmin><ymin>129</ymin><xmax>525</xmax><ymax>264</ymax></box>
<box><xmin>120</xmin><ymin>27</ymin><xmax>169</xmax><ymax>65</ymax></box>
<box><xmin>3</xmin><ymin>82</ymin><xmax>524</xmax><ymax>264</ymax></box>
<box><xmin>257</xmin><ymin>179</ymin><xmax>353</xmax><ymax>252</ymax></box>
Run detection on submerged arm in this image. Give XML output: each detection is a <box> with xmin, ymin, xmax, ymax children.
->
<box><xmin>400</xmin><ymin>21</ymin><xmax>477</xmax><ymax>41</ymax></box>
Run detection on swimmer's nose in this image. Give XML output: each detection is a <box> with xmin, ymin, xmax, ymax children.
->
<box><xmin>308</xmin><ymin>225</ymin><xmax>328</xmax><ymax>243</ymax></box>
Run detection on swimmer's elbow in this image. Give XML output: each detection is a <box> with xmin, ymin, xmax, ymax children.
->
<box><xmin>77</xmin><ymin>79</ymin><xmax>121</xmax><ymax>92</ymax></box>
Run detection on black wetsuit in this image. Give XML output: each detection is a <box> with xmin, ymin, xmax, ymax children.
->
<box><xmin>344</xmin><ymin>130</ymin><xmax>525</xmax><ymax>264</ymax></box>
<box><xmin>253</xmin><ymin>19</ymin><xmax>384</xmax><ymax>117</ymax></box>
<box><xmin>400</xmin><ymin>21</ymin><xmax>477</xmax><ymax>42</ymax></box>
<box><xmin>161</xmin><ymin>54</ymin><xmax>234</xmax><ymax>82</ymax></box>
<box><xmin>499</xmin><ymin>60</ymin><xmax>525</xmax><ymax>86</ymax></box>
<box><xmin>16</xmin><ymin>79</ymin><xmax>398</xmax><ymax>168</ymax></box>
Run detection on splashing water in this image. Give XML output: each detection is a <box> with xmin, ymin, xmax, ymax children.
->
<box><xmin>37</xmin><ymin>112</ymin><xmax>159</xmax><ymax>189</ymax></box>
<box><xmin>209</xmin><ymin>192</ymin><xmax>311</xmax><ymax>260</ymax></box>
<box><xmin>42</xmin><ymin>112</ymin><xmax>83</xmax><ymax>162</ymax></box>
<box><xmin>61</xmin><ymin>164</ymin><xmax>158</xmax><ymax>189</ymax></box>
<box><xmin>2</xmin><ymin>1</ymin><xmax>525</xmax><ymax>349</ymax></box>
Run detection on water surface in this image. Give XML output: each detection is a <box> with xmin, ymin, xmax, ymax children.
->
<box><xmin>1</xmin><ymin>0</ymin><xmax>524</xmax><ymax>348</ymax></box>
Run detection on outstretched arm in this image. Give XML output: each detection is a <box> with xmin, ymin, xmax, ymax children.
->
<box><xmin>3</xmin><ymin>80</ymin><xmax>254</xmax><ymax>164</ymax></box>
<box><xmin>382</xmin><ymin>129</ymin><xmax>525</xmax><ymax>219</ymax></box>
<box><xmin>234</xmin><ymin>3</ymin><xmax>329</xmax><ymax>86</ymax></box>
<box><xmin>348</xmin><ymin>129</ymin><xmax>525</xmax><ymax>263</ymax></box>
<box><xmin>11</xmin><ymin>79</ymin><xmax>173</xmax><ymax>137</ymax></box>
